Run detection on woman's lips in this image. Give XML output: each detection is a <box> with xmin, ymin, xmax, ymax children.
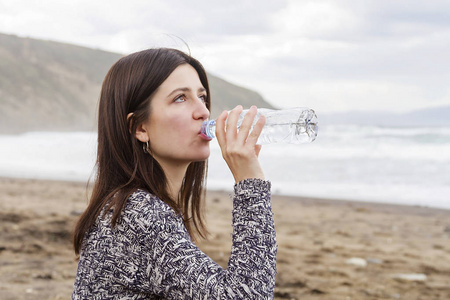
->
<box><xmin>199</xmin><ymin>131</ymin><xmax>212</xmax><ymax>141</ymax></box>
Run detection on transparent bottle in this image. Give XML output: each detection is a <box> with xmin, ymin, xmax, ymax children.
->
<box><xmin>200</xmin><ymin>107</ymin><xmax>318</xmax><ymax>144</ymax></box>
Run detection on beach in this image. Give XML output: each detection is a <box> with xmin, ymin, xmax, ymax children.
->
<box><xmin>0</xmin><ymin>177</ymin><xmax>449</xmax><ymax>299</ymax></box>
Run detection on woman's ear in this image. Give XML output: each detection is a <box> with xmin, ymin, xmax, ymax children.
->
<box><xmin>126</xmin><ymin>113</ymin><xmax>134</xmax><ymax>134</ymax></box>
<box><xmin>127</xmin><ymin>113</ymin><xmax>149</xmax><ymax>143</ymax></box>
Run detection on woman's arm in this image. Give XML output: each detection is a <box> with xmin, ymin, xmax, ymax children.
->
<box><xmin>141</xmin><ymin>105</ymin><xmax>276</xmax><ymax>298</ymax></box>
<box><xmin>141</xmin><ymin>178</ymin><xmax>276</xmax><ymax>299</ymax></box>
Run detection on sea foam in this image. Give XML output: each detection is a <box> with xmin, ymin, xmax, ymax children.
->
<box><xmin>0</xmin><ymin>125</ymin><xmax>449</xmax><ymax>209</ymax></box>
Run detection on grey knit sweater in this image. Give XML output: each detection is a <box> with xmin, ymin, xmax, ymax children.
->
<box><xmin>72</xmin><ymin>178</ymin><xmax>277</xmax><ymax>299</ymax></box>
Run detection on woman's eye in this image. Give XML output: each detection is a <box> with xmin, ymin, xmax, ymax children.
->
<box><xmin>199</xmin><ymin>95</ymin><xmax>207</xmax><ymax>104</ymax></box>
<box><xmin>174</xmin><ymin>95</ymin><xmax>186</xmax><ymax>103</ymax></box>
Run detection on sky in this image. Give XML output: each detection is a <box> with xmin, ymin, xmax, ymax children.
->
<box><xmin>1</xmin><ymin>0</ymin><xmax>450</xmax><ymax>114</ymax></box>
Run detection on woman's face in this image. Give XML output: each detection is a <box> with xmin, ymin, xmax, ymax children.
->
<box><xmin>142</xmin><ymin>64</ymin><xmax>211</xmax><ymax>169</ymax></box>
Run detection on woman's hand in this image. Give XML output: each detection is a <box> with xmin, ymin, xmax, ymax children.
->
<box><xmin>215</xmin><ymin>105</ymin><xmax>266</xmax><ymax>183</ymax></box>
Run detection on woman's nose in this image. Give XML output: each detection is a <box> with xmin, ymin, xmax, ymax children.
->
<box><xmin>193</xmin><ymin>99</ymin><xmax>210</xmax><ymax>120</ymax></box>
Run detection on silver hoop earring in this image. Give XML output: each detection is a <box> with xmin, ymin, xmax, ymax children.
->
<box><xmin>143</xmin><ymin>141</ymin><xmax>150</xmax><ymax>154</ymax></box>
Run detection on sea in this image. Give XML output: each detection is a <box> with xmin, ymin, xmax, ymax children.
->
<box><xmin>0</xmin><ymin>125</ymin><xmax>449</xmax><ymax>210</ymax></box>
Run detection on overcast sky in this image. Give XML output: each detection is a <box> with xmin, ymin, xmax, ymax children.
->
<box><xmin>1</xmin><ymin>0</ymin><xmax>450</xmax><ymax>113</ymax></box>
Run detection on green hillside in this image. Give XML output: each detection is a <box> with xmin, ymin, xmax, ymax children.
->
<box><xmin>0</xmin><ymin>33</ymin><xmax>273</xmax><ymax>133</ymax></box>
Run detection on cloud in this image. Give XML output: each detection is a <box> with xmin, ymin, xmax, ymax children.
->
<box><xmin>271</xmin><ymin>0</ymin><xmax>361</xmax><ymax>39</ymax></box>
<box><xmin>1</xmin><ymin>0</ymin><xmax>449</xmax><ymax>113</ymax></box>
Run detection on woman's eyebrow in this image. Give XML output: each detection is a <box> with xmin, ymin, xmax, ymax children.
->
<box><xmin>167</xmin><ymin>87</ymin><xmax>207</xmax><ymax>98</ymax></box>
<box><xmin>167</xmin><ymin>87</ymin><xmax>190</xmax><ymax>98</ymax></box>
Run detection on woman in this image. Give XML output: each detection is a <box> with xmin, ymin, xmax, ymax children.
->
<box><xmin>72</xmin><ymin>48</ymin><xmax>277</xmax><ymax>299</ymax></box>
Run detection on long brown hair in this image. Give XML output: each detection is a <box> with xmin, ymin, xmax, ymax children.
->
<box><xmin>73</xmin><ymin>48</ymin><xmax>210</xmax><ymax>256</ymax></box>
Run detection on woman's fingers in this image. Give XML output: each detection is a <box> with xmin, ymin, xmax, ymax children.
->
<box><xmin>217</xmin><ymin>105</ymin><xmax>265</xmax><ymax>148</ymax></box>
<box><xmin>225</xmin><ymin>105</ymin><xmax>243</xmax><ymax>142</ymax></box>
<box><xmin>215</xmin><ymin>105</ymin><xmax>265</xmax><ymax>182</ymax></box>
<box><xmin>245</xmin><ymin>114</ymin><xmax>265</xmax><ymax>146</ymax></box>
<box><xmin>215</xmin><ymin>110</ymin><xmax>228</xmax><ymax>149</ymax></box>
<box><xmin>236</xmin><ymin>105</ymin><xmax>257</xmax><ymax>143</ymax></box>
<box><xmin>254</xmin><ymin>144</ymin><xmax>262</xmax><ymax>158</ymax></box>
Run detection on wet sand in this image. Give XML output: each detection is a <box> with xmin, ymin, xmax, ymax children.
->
<box><xmin>0</xmin><ymin>177</ymin><xmax>449</xmax><ymax>299</ymax></box>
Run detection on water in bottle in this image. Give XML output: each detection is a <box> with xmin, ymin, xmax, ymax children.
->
<box><xmin>200</xmin><ymin>107</ymin><xmax>318</xmax><ymax>144</ymax></box>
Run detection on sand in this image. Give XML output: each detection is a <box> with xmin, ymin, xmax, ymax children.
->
<box><xmin>0</xmin><ymin>177</ymin><xmax>449</xmax><ymax>299</ymax></box>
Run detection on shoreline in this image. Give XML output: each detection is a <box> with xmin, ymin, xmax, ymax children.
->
<box><xmin>1</xmin><ymin>177</ymin><xmax>449</xmax><ymax>299</ymax></box>
<box><xmin>2</xmin><ymin>175</ymin><xmax>448</xmax><ymax>212</ymax></box>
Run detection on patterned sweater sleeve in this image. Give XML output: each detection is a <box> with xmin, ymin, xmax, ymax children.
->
<box><xmin>141</xmin><ymin>178</ymin><xmax>277</xmax><ymax>299</ymax></box>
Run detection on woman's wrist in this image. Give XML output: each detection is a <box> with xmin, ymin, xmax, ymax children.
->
<box><xmin>234</xmin><ymin>178</ymin><xmax>271</xmax><ymax>196</ymax></box>
<box><xmin>232</xmin><ymin>169</ymin><xmax>265</xmax><ymax>183</ymax></box>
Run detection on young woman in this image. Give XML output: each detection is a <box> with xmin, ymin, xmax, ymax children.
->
<box><xmin>72</xmin><ymin>48</ymin><xmax>277</xmax><ymax>299</ymax></box>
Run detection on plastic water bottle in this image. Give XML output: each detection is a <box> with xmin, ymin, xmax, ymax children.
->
<box><xmin>200</xmin><ymin>107</ymin><xmax>318</xmax><ymax>144</ymax></box>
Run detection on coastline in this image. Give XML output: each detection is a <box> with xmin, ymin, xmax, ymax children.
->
<box><xmin>0</xmin><ymin>177</ymin><xmax>449</xmax><ymax>299</ymax></box>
